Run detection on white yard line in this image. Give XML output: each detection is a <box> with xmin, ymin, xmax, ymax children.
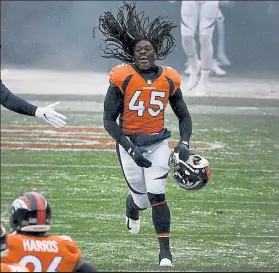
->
<box><xmin>1</xmin><ymin>163</ymin><xmax>279</xmax><ymax>173</ymax></box>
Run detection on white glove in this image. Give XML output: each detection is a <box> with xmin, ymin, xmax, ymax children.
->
<box><xmin>35</xmin><ymin>101</ymin><xmax>67</xmax><ymax>128</ymax></box>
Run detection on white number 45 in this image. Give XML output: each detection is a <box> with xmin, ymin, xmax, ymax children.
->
<box><xmin>129</xmin><ymin>90</ymin><xmax>165</xmax><ymax>117</ymax></box>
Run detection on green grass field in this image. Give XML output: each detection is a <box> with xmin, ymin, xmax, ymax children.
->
<box><xmin>1</xmin><ymin>95</ymin><xmax>279</xmax><ymax>272</ymax></box>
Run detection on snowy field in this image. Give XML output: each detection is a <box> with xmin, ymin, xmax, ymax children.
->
<box><xmin>1</xmin><ymin>66</ymin><xmax>279</xmax><ymax>272</ymax></box>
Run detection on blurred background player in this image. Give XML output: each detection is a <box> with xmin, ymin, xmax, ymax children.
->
<box><xmin>184</xmin><ymin>3</ymin><xmax>231</xmax><ymax>77</ymax></box>
<box><xmin>1</xmin><ymin>191</ymin><xmax>98</xmax><ymax>272</ymax></box>
<box><xmin>181</xmin><ymin>0</ymin><xmax>220</xmax><ymax>96</ymax></box>
<box><xmin>1</xmin><ymin>81</ymin><xmax>67</xmax><ymax>128</ymax></box>
<box><xmin>1</xmin><ymin>223</ymin><xmax>29</xmax><ymax>272</ymax></box>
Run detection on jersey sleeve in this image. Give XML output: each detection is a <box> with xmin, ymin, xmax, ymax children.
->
<box><xmin>59</xmin><ymin>235</ymin><xmax>82</xmax><ymax>262</ymax></box>
<box><xmin>164</xmin><ymin>66</ymin><xmax>182</xmax><ymax>95</ymax></box>
<box><xmin>108</xmin><ymin>64</ymin><xmax>129</xmax><ymax>93</ymax></box>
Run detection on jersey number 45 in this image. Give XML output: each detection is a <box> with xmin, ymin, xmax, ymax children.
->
<box><xmin>129</xmin><ymin>90</ymin><xmax>166</xmax><ymax>117</ymax></box>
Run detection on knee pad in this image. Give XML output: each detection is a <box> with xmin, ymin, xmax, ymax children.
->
<box><xmin>147</xmin><ymin>192</ymin><xmax>166</xmax><ymax>206</ymax></box>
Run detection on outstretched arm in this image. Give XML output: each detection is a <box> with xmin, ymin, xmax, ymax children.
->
<box><xmin>1</xmin><ymin>81</ymin><xmax>67</xmax><ymax>128</ymax></box>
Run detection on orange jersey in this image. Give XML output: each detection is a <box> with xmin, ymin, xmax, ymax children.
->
<box><xmin>109</xmin><ymin>64</ymin><xmax>181</xmax><ymax>135</ymax></box>
<box><xmin>2</xmin><ymin>233</ymin><xmax>82</xmax><ymax>272</ymax></box>
<box><xmin>1</xmin><ymin>262</ymin><xmax>29</xmax><ymax>272</ymax></box>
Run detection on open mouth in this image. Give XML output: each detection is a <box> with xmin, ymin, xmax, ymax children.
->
<box><xmin>139</xmin><ymin>56</ymin><xmax>149</xmax><ymax>63</ymax></box>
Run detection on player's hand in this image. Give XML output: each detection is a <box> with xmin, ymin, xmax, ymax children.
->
<box><xmin>128</xmin><ymin>145</ymin><xmax>152</xmax><ymax>168</ymax></box>
<box><xmin>174</xmin><ymin>140</ymin><xmax>190</xmax><ymax>162</ymax></box>
<box><xmin>35</xmin><ymin>101</ymin><xmax>67</xmax><ymax>128</ymax></box>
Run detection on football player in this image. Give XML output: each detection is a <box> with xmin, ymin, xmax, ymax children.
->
<box><xmin>181</xmin><ymin>0</ymin><xmax>220</xmax><ymax>95</ymax></box>
<box><xmin>1</xmin><ymin>80</ymin><xmax>67</xmax><ymax>128</ymax></box>
<box><xmin>183</xmin><ymin>5</ymin><xmax>231</xmax><ymax>78</ymax></box>
<box><xmin>1</xmin><ymin>223</ymin><xmax>29</xmax><ymax>272</ymax></box>
<box><xmin>96</xmin><ymin>2</ymin><xmax>192</xmax><ymax>267</ymax></box>
<box><xmin>1</xmin><ymin>192</ymin><xmax>98</xmax><ymax>272</ymax></box>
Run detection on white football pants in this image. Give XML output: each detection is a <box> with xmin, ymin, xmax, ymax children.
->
<box><xmin>117</xmin><ymin>139</ymin><xmax>171</xmax><ymax>209</ymax></box>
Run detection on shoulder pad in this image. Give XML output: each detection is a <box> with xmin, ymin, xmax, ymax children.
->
<box><xmin>163</xmin><ymin>66</ymin><xmax>181</xmax><ymax>90</ymax></box>
<box><xmin>109</xmin><ymin>64</ymin><xmax>131</xmax><ymax>91</ymax></box>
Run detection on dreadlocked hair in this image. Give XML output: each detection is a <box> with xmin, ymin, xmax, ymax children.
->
<box><xmin>95</xmin><ymin>1</ymin><xmax>177</xmax><ymax>63</ymax></box>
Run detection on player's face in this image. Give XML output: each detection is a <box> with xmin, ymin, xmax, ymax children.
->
<box><xmin>134</xmin><ymin>40</ymin><xmax>155</xmax><ymax>71</ymax></box>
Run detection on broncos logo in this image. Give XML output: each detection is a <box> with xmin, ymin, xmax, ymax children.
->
<box><xmin>11</xmin><ymin>197</ymin><xmax>31</xmax><ymax>212</ymax></box>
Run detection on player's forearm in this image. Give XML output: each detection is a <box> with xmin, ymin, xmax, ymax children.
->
<box><xmin>178</xmin><ymin>115</ymin><xmax>192</xmax><ymax>143</ymax></box>
<box><xmin>4</xmin><ymin>92</ymin><xmax>37</xmax><ymax>116</ymax></box>
<box><xmin>103</xmin><ymin>118</ymin><xmax>133</xmax><ymax>151</ymax></box>
<box><xmin>1</xmin><ymin>81</ymin><xmax>37</xmax><ymax>116</ymax></box>
<box><xmin>177</xmin><ymin>103</ymin><xmax>192</xmax><ymax>143</ymax></box>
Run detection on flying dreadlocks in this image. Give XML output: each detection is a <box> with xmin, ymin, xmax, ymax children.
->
<box><xmin>101</xmin><ymin>1</ymin><xmax>193</xmax><ymax>268</ymax></box>
<box><xmin>95</xmin><ymin>1</ymin><xmax>177</xmax><ymax>63</ymax></box>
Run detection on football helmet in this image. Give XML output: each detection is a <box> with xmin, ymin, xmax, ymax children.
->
<box><xmin>10</xmin><ymin>192</ymin><xmax>52</xmax><ymax>233</ymax></box>
<box><xmin>0</xmin><ymin>223</ymin><xmax>8</xmax><ymax>257</ymax></box>
<box><xmin>168</xmin><ymin>152</ymin><xmax>211</xmax><ymax>190</ymax></box>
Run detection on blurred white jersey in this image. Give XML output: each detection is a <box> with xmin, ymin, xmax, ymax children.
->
<box><xmin>181</xmin><ymin>1</ymin><xmax>220</xmax><ymax>36</ymax></box>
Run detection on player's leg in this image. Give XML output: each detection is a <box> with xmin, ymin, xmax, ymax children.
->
<box><xmin>181</xmin><ymin>1</ymin><xmax>200</xmax><ymax>90</ymax></box>
<box><xmin>197</xmin><ymin>1</ymin><xmax>219</xmax><ymax>95</ymax></box>
<box><xmin>144</xmin><ymin>140</ymin><xmax>173</xmax><ymax>266</ymax></box>
<box><xmin>117</xmin><ymin>144</ymin><xmax>148</xmax><ymax>234</ymax></box>
<box><xmin>126</xmin><ymin>192</ymin><xmax>150</xmax><ymax>234</ymax></box>
<box><xmin>216</xmin><ymin>9</ymin><xmax>231</xmax><ymax>66</ymax></box>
